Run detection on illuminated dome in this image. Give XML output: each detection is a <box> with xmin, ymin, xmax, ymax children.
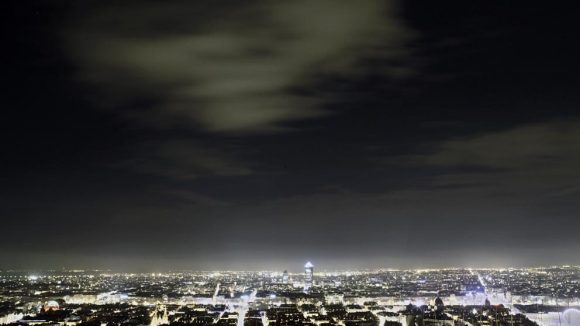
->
<box><xmin>304</xmin><ymin>261</ymin><xmax>314</xmax><ymax>268</ymax></box>
<box><xmin>43</xmin><ymin>300</ymin><xmax>60</xmax><ymax>312</ymax></box>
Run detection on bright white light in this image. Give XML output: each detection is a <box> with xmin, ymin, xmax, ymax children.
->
<box><xmin>269</xmin><ymin>294</ymin><xmax>276</xmax><ymax>299</ymax></box>
<box><xmin>28</xmin><ymin>275</ymin><xmax>39</xmax><ymax>281</ymax></box>
<box><xmin>472</xmin><ymin>308</ymin><xmax>478</xmax><ymax>315</ymax></box>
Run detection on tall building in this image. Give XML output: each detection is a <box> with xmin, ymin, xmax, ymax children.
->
<box><xmin>304</xmin><ymin>261</ymin><xmax>314</xmax><ymax>292</ymax></box>
<box><xmin>282</xmin><ymin>270</ymin><xmax>289</xmax><ymax>284</ymax></box>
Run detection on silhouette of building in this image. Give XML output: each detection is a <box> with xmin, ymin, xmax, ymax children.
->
<box><xmin>434</xmin><ymin>297</ymin><xmax>444</xmax><ymax>312</ymax></box>
<box><xmin>484</xmin><ymin>297</ymin><xmax>491</xmax><ymax>309</ymax></box>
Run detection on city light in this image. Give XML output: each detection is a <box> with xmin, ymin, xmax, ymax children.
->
<box><xmin>0</xmin><ymin>264</ymin><xmax>578</xmax><ymax>326</ymax></box>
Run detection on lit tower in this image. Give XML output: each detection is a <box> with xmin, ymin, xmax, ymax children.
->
<box><xmin>282</xmin><ymin>270</ymin><xmax>289</xmax><ymax>284</ymax></box>
<box><xmin>304</xmin><ymin>261</ymin><xmax>314</xmax><ymax>292</ymax></box>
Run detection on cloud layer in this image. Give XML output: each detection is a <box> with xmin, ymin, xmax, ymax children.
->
<box><xmin>65</xmin><ymin>0</ymin><xmax>413</xmax><ymax>133</ymax></box>
<box><xmin>422</xmin><ymin>119</ymin><xmax>580</xmax><ymax>199</ymax></box>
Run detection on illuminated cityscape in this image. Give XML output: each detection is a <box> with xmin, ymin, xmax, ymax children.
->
<box><xmin>1</xmin><ymin>265</ymin><xmax>579</xmax><ymax>326</ymax></box>
<box><xmin>3</xmin><ymin>1</ymin><xmax>579</xmax><ymax>326</ymax></box>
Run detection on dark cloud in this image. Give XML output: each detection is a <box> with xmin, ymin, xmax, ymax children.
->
<box><xmin>418</xmin><ymin>119</ymin><xmax>580</xmax><ymax>200</ymax></box>
<box><xmin>64</xmin><ymin>0</ymin><xmax>415</xmax><ymax>133</ymax></box>
<box><xmin>117</xmin><ymin>139</ymin><xmax>253</xmax><ymax>180</ymax></box>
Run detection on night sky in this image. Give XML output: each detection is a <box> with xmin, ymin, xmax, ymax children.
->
<box><xmin>2</xmin><ymin>1</ymin><xmax>579</xmax><ymax>271</ymax></box>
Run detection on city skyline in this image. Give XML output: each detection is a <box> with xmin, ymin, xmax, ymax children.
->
<box><xmin>1</xmin><ymin>265</ymin><xmax>579</xmax><ymax>326</ymax></box>
<box><xmin>2</xmin><ymin>0</ymin><xmax>580</xmax><ymax>270</ymax></box>
<box><xmin>3</xmin><ymin>265</ymin><xmax>580</xmax><ymax>274</ymax></box>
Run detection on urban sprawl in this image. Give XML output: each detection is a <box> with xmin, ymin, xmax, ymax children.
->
<box><xmin>1</xmin><ymin>264</ymin><xmax>579</xmax><ymax>326</ymax></box>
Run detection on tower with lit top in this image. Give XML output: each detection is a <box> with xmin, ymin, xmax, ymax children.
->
<box><xmin>282</xmin><ymin>270</ymin><xmax>289</xmax><ymax>284</ymax></box>
<box><xmin>304</xmin><ymin>261</ymin><xmax>314</xmax><ymax>292</ymax></box>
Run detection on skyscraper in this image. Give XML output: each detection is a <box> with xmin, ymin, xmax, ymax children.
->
<box><xmin>282</xmin><ymin>270</ymin><xmax>289</xmax><ymax>284</ymax></box>
<box><xmin>304</xmin><ymin>261</ymin><xmax>314</xmax><ymax>292</ymax></box>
